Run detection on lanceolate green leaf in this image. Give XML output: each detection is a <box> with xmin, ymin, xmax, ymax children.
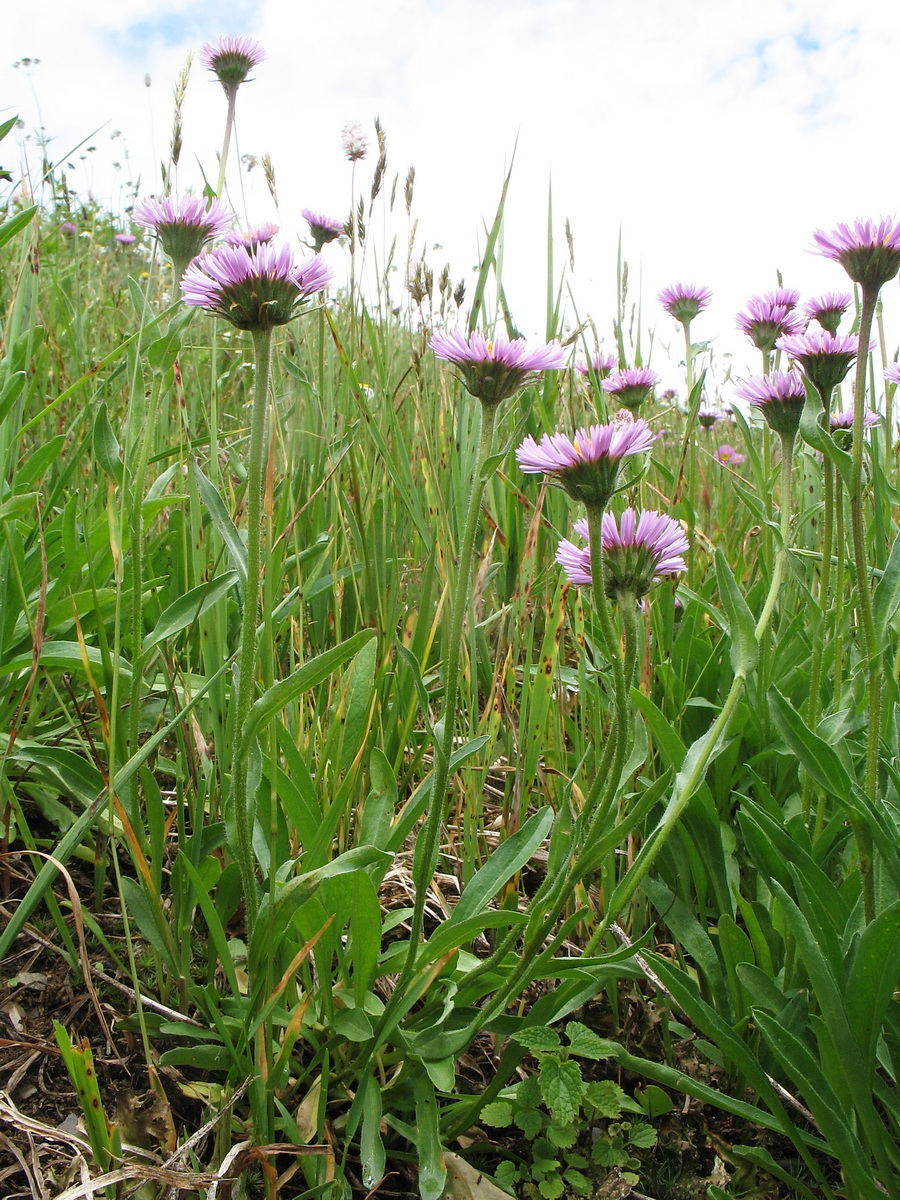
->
<box><xmin>715</xmin><ymin>547</ymin><xmax>758</xmax><ymax>676</ymax></box>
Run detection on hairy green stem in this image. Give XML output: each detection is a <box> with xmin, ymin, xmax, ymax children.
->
<box><xmin>848</xmin><ymin>287</ymin><xmax>880</xmax><ymax>922</ymax></box>
<box><xmin>216</xmin><ymin>84</ymin><xmax>238</xmax><ymax>198</ymax></box>
<box><xmin>230</xmin><ymin>326</ymin><xmax>273</xmax><ymax>934</ymax></box>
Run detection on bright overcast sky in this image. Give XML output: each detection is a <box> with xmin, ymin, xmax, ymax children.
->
<box><xmin>6</xmin><ymin>0</ymin><xmax>900</xmax><ymax>396</ymax></box>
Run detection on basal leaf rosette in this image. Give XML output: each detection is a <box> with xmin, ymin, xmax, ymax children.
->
<box><xmin>180</xmin><ymin>242</ymin><xmax>332</xmax><ymax>331</ymax></box>
<box><xmin>516</xmin><ymin>419</ymin><xmax>655</xmax><ymax>508</ymax></box>
<box><xmin>430</xmin><ymin>330</ymin><xmax>565</xmax><ymax>404</ymax></box>
<box><xmin>557</xmin><ymin>509</ymin><xmax>689</xmax><ymax>602</ymax></box>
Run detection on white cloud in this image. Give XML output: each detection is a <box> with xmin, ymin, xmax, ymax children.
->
<box><xmin>6</xmin><ymin>0</ymin><xmax>900</xmax><ymax>392</ymax></box>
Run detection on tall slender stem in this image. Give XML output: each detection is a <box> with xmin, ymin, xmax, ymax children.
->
<box><xmin>230</xmin><ymin>326</ymin><xmax>273</xmax><ymax>934</ymax></box>
<box><xmin>216</xmin><ymin>85</ymin><xmax>238</xmax><ymax>198</ymax></box>
<box><xmin>848</xmin><ymin>287</ymin><xmax>880</xmax><ymax>922</ymax></box>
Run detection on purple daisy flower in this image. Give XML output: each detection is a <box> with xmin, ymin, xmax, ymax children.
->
<box><xmin>114</xmin><ymin>233</ymin><xmax>136</xmax><ymax>245</ymax></box>
<box><xmin>885</xmin><ymin>364</ymin><xmax>900</xmax><ymax>386</ymax></box>
<box><xmin>430</xmin><ymin>330</ymin><xmax>565</xmax><ymax>404</ymax></box>
<box><xmin>775</xmin><ymin>329</ymin><xmax>867</xmax><ymax>401</ymax></box>
<box><xmin>697</xmin><ymin>408</ymin><xmax>726</xmax><ymax>429</ymax></box>
<box><xmin>302</xmin><ymin>209</ymin><xmax>346</xmax><ymax>252</ymax></box>
<box><xmin>575</xmin><ymin>352</ymin><xmax>618</xmax><ymax>380</ymax></box>
<box><xmin>715</xmin><ymin>443</ymin><xmax>744</xmax><ymax>466</ymax></box>
<box><xmin>736</xmin><ymin>296</ymin><xmax>806</xmax><ymax>354</ymax></box>
<box><xmin>602</xmin><ymin>366</ymin><xmax>660</xmax><ymax>412</ymax></box>
<box><xmin>200</xmin><ymin>36</ymin><xmax>265</xmax><ymax>91</ymax></box>
<box><xmin>830</xmin><ymin>408</ymin><xmax>880</xmax><ymax>431</ymax></box>
<box><xmin>223</xmin><ymin>223</ymin><xmax>280</xmax><ymax>249</ymax></box>
<box><xmin>813</xmin><ymin>218</ymin><xmax>900</xmax><ymax>290</ymax></box>
<box><xmin>134</xmin><ymin>193</ymin><xmax>233</xmax><ymax>272</ymax></box>
<box><xmin>557</xmin><ymin>509</ymin><xmax>689</xmax><ymax>599</ymax></box>
<box><xmin>180</xmin><ymin>242</ymin><xmax>332</xmax><ymax>331</ymax></box>
<box><xmin>734</xmin><ymin>370</ymin><xmax>807</xmax><ymax>439</ymax></box>
<box><xmin>760</xmin><ymin>287</ymin><xmax>801</xmax><ymax>311</ymax></box>
<box><xmin>516</xmin><ymin>419</ymin><xmax>655</xmax><ymax>507</ymax></box>
<box><xmin>658</xmin><ymin>282</ymin><xmax>712</xmax><ymax>325</ymax></box>
<box><xmin>804</xmin><ymin>291</ymin><xmax>852</xmax><ymax>334</ymax></box>
<box><xmin>59</xmin><ymin>221</ymin><xmax>77</xmax><ymax>235</ymax></box>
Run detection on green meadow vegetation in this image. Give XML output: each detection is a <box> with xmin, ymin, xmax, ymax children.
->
<box><xmin>2</xmin><ymin>41</ymin><xmax>900</xmax><ymax>1200</ymax></box>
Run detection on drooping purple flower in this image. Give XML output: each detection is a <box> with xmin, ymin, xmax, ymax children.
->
<box><xmin>734</xmin><ymin>370</ymin><xmax>807</xmax><ymax>439</ymax></box>
<box><xmin>180</xmin><ymin>242</ymin><xmax>332</xmax><ymax>331</ymax></box>
<box><xmin>697</xmin><ymin>408</ymin><xmax>725</xmax><ymax>429</ymax></box>
<box><xmin>602</xmin><ymin>366</ymin><xmax>660</xmax><ymax>412</ymax></box>
<box><xmin>557</xmin><ymin>509</ymin><xmax>689</xmax><ymax>599</ymax></box>
<box><xmin>736</xmin><ymin>296</ymin><xmax>806</xmax><ymax>353</ymax></box>
<box><xmin>813</xmin><ymin>218</ymin><xmax>900</xmax><ymax>291</ymax></box>
<box><xmin>804</xmin><ymin>291</ymin><xmax>852</xmax><ymax>334</ymax></box>
<box><xmin>658</xmin><ymin>282</ymin><xmax>712</xmax><ymax>325</ymax></box>
<box><xmin>575</xmin><ymin>352</ymin><xmax>618</xmax><ymax>380</ymax></box>
<box><xmin>715</xmin><ymin>444</ymin><xmax>744</xmax><ymax>466</ymax></box>
<box><xmin>775</xmin><ymin>329</ymin><xmax>867</xmax><ymax>401</ymax></box>
<box><xmin>200</xmin><ymin>36</ymin><xmax>265</xmax><ymax>91</ymax></box>
<box><xmin>302</xmin><ymin>209</ymin><xmax>346</xmax><ymax>252</ymax></box>
<box><xmin>223</xmin><ymin>223</ymin><xmax>279</xmax><ymax>249</ymax></box>
<box><xmin>885</xmin><ymin>364</ymin><xmax>900</xmax><ymax>386</ymax></box>
<box><xmin>114</xmin><ymin>233</ymin><xmax>136</xmax><ymax>245</ymax></box>
<box><xmin>430</xmin><ymin>330</ymin><xmax>565</xmax><ymax>404</ymax></box>
<box><xmin>516</xmin><ymin>419</ymin><xmax>655</xmax><ymax>507</ymax></box>
<box><xmin>134</xmin><ymin>193</ymin><xmax>233</xmax><ymax>271</ymax></box>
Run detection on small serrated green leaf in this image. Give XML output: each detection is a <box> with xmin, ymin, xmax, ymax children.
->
<box><xmin>585</xmin><ymin>1079</ymin><xmax>626</xmax><ymax>1118</ymax></box>
<box><xmin>546</xmin><ymin>1122</ymin><xmax>578</xmax><ymax>1148</ymax></box>
<box><xmin>565</xmin><ymin>1021</ymin><xmax>614</xmax><ymax>1060</ymax></box>
<box><xmin>513</xmin><ymin>1107</ymin><xmax>543</xmax><ymax>1138</ymax></box>
<box><xmin>513</xmin><ymin>1026</ymin><xmax>561</xmax><ymax>1053</ymax></box>
<box><xmin>538</xmin><ymin>1177</ymin><xmax>564</xmax><ymax>1200</ymax></box>
<box><xmin>627</xmin><ymin>1122</ymin><xmax>657</xmax><ymax>1148</ymax></box>
<box><xmin>480</xmin><ymin>1101</ymin><xmax>514</xmax><ymax>1127</ymax></box>
<box><xmin>539</xmin><ymin>1056</ymin><xmax>582</xmax><ymax>1124</ymax></box>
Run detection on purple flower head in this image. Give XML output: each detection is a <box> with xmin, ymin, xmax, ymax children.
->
<box><xmin>659</xmin><ymin>387</ymin><xmax>678</xmax><ymax>404</ymax></box>
<box><xmin>734</xmin><ymin>370</ymin><xmax>807</xmax><ymax>439</ymax></box>
<box><xmin>223</xmin><ymin>223</ymin><xmax>279</xmax><ymax>249</ymax></box>
<box><xmin>133</xmin><ymin>194</ymin><xmax>233</xmax><ymax>271</ymax></box>
<box><xmin>180</xmin><ymin>242</ymin><xmax>332</xmax><ymax>331</ymax></box>
<box><xmin>602</xmin><ymin>366</ymin><xmax>660</xmax><ymax>412</ymax></box>
<box><xmin>557</xmin><ymin>509</ymin><xmax>689</xmax><ymax>601</ymax></box>
<box><xmin>516</xmin><ymin>419</ymin><xmax>655</xmax><ymax>508</ymax></box>
<box><xmin>658</xmin><ymin>282</ymin><xmax>712</xmax><ymax>325</ymax></box>
<box><xmin>830</xmin><ymin>408</ymin><xmax>880</xmax><ymax>431</ymax></box>
<box><xmin>200</xmin><ymin>36</ymin><xmax>265</xmax><ymax>91</ymax></box>
<box><xmin>302</xmin><ymin>209</ymin><xmax>346</xmax><ymax>252</ymax></box>
<box><xmin>575</xmin><ymin>351</ymin><xmax>618</xmax><ymax>380</ymax></box>
<box><xmin>813</xmin><ymin>218</ymin><xmax>900</xmax><ymax>291</ymax></box>
<box><xmin>885</xmin><ymin>364</ymin><xmax>900</xmax><ymax>386</ymax></box>
<box><xmin>715</xmin><ymin>443</ymin><xmax>744</xmax><ymax>466</ymax></box>
<box><xmin>59</xmin><ymin>221</ymin><xmax>77</xmax><ymax>236</ymax></box>
<box><xmin>761</xmin><ymin>287</ymin><xmax>801</xmax><ymax>311</ymax></box>
<box><xmin>736</xmin><ymin>296</ymin><xmax>806</xmax><ymax>353</ymax></box>
<box><xmin>804</xmin><ymin>291</ymin><xmax>852</xmax><ymax>334</ymax></box>
<box><xmin>775</xmin><ymin>329</ymin><xmax>867</xmax><ymax>401</ymax></box>
<box><xmin>697</xmin><ymin>408</ymin><xmax>725</xmax><ymax>430</ymax></box>
<box><xmin>430</xmin><ymin>330</ymin><xmax>565</xmax><ymax>405</ymax></box>
<box><xmin>114</xmin><ymin>233</ymin><xmax>136</xmax><ymax>245</ymax></box>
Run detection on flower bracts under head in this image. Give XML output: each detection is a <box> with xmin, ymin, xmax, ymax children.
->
<box><xmin>133</xmin><ymin>194</ymin><xmax>233</xmax><ymax>270</ymax></box>
<box><xmin>200</xmin><ymin>36</ymin><xmax>265</xmax><ymax>90</ymax></box>
<box><xmin>430</xmin><ymin>330</ymin><xmax>565</xmax><ymax>404</ymax></box>
<box><xmin>734</xmin><ymin>370</ymin><xmax>807</xmax><ymax>439</ymax></box>
<box><xmin>658</xmin><ymin>282</ymin><xmax>712</xmax><ymax>325</ymax></box>
<box><xmin>557</xmin><ymin>509</ymin><xmax>689</xmax><ymax>600</ymax></box>
<box><xmin>180</xmin><ymin>242</ymin><xmax>332</xmax><ymax>330</ymax></box>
